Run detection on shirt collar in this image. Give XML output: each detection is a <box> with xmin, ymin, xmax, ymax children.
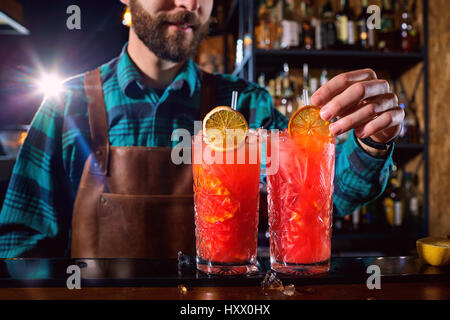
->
<box><xmin>116</xmin><ymin>43</ymin><xmax>200</xmax><ymax>98</ymax></box>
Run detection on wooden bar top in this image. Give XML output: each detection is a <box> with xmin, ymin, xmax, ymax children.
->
<box><xmin>0</xmin><ymin>256</ymin><xmax>448</xmax><ymax>300</ymax></box>
<box><xmin>1</xmin><ymin>281</ymin><xmax>449</xmax><ymax>300</ymax></box>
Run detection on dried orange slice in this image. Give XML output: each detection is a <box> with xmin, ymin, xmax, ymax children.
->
<box><xmin>203</xmin><ymin>106</ymin><xmax>248</xmax><ymax>151</ymax></box>
<box><xmin>288</xmin><ymin>105</ymin><xmax>331</xmax><ymax>138</ymax></box>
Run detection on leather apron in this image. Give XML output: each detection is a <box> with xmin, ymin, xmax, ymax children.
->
<box><xmin>71</xmin><ymin>68</ymin><xmax>216</xmax><ymax>259</ymax></box>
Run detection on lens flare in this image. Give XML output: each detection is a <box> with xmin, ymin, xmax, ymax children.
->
<box><xmin>38</xmin><ymin>74</ymin><xmax>63</xmax><ymax>97</ymax></box>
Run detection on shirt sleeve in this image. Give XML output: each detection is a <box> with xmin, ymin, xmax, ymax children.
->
<box><xmin>0</xmin><ymin>96</ymin><xmax>72</xmax><ymax>258</ymax></box>
<box><xmin>333</xmin><ymin>130</ymin><xmax>394</xmax><ymax>217</ymax></box>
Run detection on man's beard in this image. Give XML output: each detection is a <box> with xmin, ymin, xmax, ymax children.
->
<box><xmin>129</xmin><ymin>0</ymin><xmax>210</xmax><ymax>63</ymax></box>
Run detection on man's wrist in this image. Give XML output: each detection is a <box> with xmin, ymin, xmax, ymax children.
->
<box><xmin>356</xmin><ymin>137</ymin><xmax>390</xmax><ymax>158</ymax></box>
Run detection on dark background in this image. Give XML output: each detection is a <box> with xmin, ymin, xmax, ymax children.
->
<box><xmin>0</xmin><ymin>0</ymin><xmax>129</xmax><ymax>126</ymax></box>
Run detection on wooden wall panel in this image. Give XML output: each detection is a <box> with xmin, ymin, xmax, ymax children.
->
<box><xmin>427</xmin><ymin>0</ymin><xmax>450</xmax><ymax>237</ymax></box>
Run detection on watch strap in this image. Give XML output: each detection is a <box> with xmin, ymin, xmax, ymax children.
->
<box><xmin>359</xmin><ymin>136</ymin><xmax>396</xmax><ymax>150</ymax></box>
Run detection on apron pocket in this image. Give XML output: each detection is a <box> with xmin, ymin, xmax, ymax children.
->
<box><xmin>96</xmin><ymin>193</ymin><xmax>195</xmax><ymax>258</ymax></box>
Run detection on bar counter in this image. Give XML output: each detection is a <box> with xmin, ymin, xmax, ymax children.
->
<box><xmin>0</xmin><ymin>255</ymin><xmax>449</xmax><ymax>300</ymax></box>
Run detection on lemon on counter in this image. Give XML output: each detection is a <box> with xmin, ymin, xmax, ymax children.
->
<box><xmin>416</xmin><ymin>237</ymin><xmax>450</xmax><ymax>267</ymax></box>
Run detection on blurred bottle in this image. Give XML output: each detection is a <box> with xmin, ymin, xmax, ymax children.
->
<box><xmin>320</xmin><ymin>68</ymin><xmax>328</xmax><ymax>86</ymax></box>
<box><xmin>258</xmin><ymin>73</ymin><xmax>267</xmax><ymax>90</ymax></box>
<box><xmin>402</xmin><ymin>172</ymin><xmax>421</xmax><ymax>232</ymax></box>
<box><xmin>300</xmin><ymin>0</ymin><xmax>315</xmax><ymax>50</ymax></box>
<box><xmin>302</xmin><ymin>63</ymin><xmax>309</xmax><ymax>92</ymax></box>
<box><xmin>347</xmin><ymin>2</ymin><xmax>357</xmax><ymax>50</ymax></box>
<box><xmin>274</xmin><ymin>76</ymin><xmax>284</xmax><ymax>116</ymax></box>
<box><xmin>357</xmin><ymin>0</ymin><xmax>376</xmax><ymax>51</ymax></box>
<box><xmin>378</xmin><ymin>0</ymin><xmax>397</xmax><ymax>52</ymax></box>
<box><xmin>255</xmin><ymin>0</ymin><xmax>283</xmax><ymax>50</ymax></box>
<box><xmin>310</xmin><ymin>77</ymin><xmax>318</xmax><ymax>94</ymax></box>
<box><xmin>398</xmin><ymin>88</ymin><xmax>420</xmax><ymax>144</ymax></box>
<box><xmin>268</xmin><ymin>78</ymin><xmax>277</xmax><ymax>104</ymax></box>
<box><xmin>311</xmin><ymin>14</ymin><xmax>322</xmax><ymax>50</ymax></box>
<box><xmin>281</xmin><ymin>0</ymin><xmax>300</xmax><ymax>49</ymax></box>
<box><xmin>383</xmin><ymin>164</ymin><xmax>403</xmax><ymax>229</ymax></box>
<box><xmin>352</xmin><ymin>208</ymin><xmax>360</xmax><ymax>232</ymax></box>
<box><xmin>336</xmin><ymin>0</ymin><xmax>352</xmax><ymax>49</ymax></box>
<box><xmin>255</xmin><ymin>2</ymin><xmax>271</xmax><ymax>49</ymax></box>
<box><xmin>399</xmin><ymin>0</ymin><xmax>420</xmax><ymax>52</ymax></box>
<box><xmin>280</xmin><ymin>63</ymin><xmax>296</xmax><ymax>118</ymax></box>
<box><xmin>215</xmin><ymin>2</ymin><xmax>225</xmax><ymax>30</ymax></box>
<box><xmin>320</xmin><ymin>0</ymin><xmax>337</xmax><ymax>50</ymax></box>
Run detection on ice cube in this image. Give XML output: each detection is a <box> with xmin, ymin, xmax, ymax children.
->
<box><xmin>283</xmin><ymin>284</ymin><xmax>296</xmax><ymax>296</ymax></box>
<box><xmin>261</xmin><ymin>270</ymin><xmax>284</xmax><ymax>291</ymax></box>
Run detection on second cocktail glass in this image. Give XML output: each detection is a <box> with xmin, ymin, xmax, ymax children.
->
<box><xmin>267</xmin><ymin>104</ymin><xmax>335</xmax><ymax>275</ymax></box>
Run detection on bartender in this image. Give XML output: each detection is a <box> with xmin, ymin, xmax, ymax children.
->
<box><xmin>0</xmin><ymin>0</ymin><xmax>403</xmax><ymax>258</ymax></box>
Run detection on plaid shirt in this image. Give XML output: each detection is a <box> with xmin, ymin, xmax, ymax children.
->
<box><xmin>0</xmin><ymin>45</ymin><xmax>394</xmax><ymax>257</ymax></box>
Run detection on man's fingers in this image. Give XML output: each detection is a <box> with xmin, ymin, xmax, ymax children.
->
<box><xmin>319</xmin><ymin>79</ymin><xmax>391</xmax><ymax>121</ymax></box>
<box><xmin>311</xmin><ymin>68</ymin><xmax>378</xmax><ymax>107</ymax></box>
<box><xmin>328</xmin><ymin>93</ymin><xmax>398</xmax><ymax>136</ymax></box>
<box><xmin>353</xmin><ymin>107</ymin><xmax>405</xmax><ymax>139</ymax></box>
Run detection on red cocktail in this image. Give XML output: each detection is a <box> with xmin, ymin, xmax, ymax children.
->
<box><xmin>192</xmin><ymin>130</ymin><xmax>261</xmax><ymax>275</ymax></box>
<box><xmin>267</xmin><ymin>106</ymin><xmax>335</xmax><ymax>275</ymax></box>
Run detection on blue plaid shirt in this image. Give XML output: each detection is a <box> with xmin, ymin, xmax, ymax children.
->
<box><xmin>0</xmin><ymin>45</ymin><xmax>394</xmax><ymax>257</ymax></box>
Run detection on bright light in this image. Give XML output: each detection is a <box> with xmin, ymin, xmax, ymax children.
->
<box><xmin>38</xmin><ymin>74</ymin><xmax>64</xmax><ymax>97</ymax></box>
<box><xmin>123</xmin><ymin>7</ymin><xmax>131</xmax><ymax>27</ymax></box>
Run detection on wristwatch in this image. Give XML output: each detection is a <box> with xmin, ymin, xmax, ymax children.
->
<box><xmin>358</xmin><ymin>136</ymin><xmax>396</xmax><ymax>150</ymax></box>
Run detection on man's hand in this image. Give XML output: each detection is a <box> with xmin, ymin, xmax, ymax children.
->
<box><xmin>311</xmin><ymin>69</ymin><xmax>404</xmax><ymax>157</ymax></box>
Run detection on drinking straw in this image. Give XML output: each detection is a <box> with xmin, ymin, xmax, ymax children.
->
<box><xmin>231</xmin><ymin>91</ymin><xmax>238</xmax><ymax>110</ymax></box>
<box><xmin>302</xmin><ymin>89</ymin><xmax>310</xmax><ymax>106</ymax></box>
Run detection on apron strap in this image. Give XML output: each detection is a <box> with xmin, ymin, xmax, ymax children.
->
<box><xmin>199</xmin><ymin>70</ymin><xmax>217</xmax><ymax>119</ymax></box>
<box><xmin>83</xmin><ymin>67</ymin><xmax>217</xmax><ymax>176</ymax></box>
<box><xmin>84</xmin><ymin>68</ymin><xmax>110</xmax><ymax>176</ymax></box>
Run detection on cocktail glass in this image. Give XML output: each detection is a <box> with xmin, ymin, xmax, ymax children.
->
<box><xmin>192</xmin><ymin>130</ymin><xmax>261</xmax><ymax>275</ymax></box>
<box><xmin>267</xmin><ymin>128</ymin><xmax>335</xmax><ymax>275</ymax></box>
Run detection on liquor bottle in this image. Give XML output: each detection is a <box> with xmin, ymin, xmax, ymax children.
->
<box><xmin>281</xmin><ymin>0</ymin><xmax>300</xmax><ymax>49</ymax></box>
<box><xmin>281</xmin><ymin>79</ymin><xmax>295</xmax><ymax>118</ymax></box>
<box><xmin>310</xmin><ymin>77</ymin><xmax>318</xmax><ymax>94</ymax></box>
<box><xmin>352</xmin><ymin>208</ymin><xmax>360</xmax><ymax>232</ymax></box>
<box><xmin>360</xmin><ymin>203</ymin><xmax>377</xmax><ymax>232</ymax></box>
<box><xmin>255</xmin><ymin>0</ymin><xmax>283</xmax><ymax>50</ymax></box>
<box><xmin>300</xmin><ymin>0</ymin><xmax>314</xmax><ymax>50</ymax></box>
<box><xmin>399</xmin><ymin>0</ymin><xmax>420</xmax><ymax>52</ymax></box>
<box><xmin>397</xmin><ymin>89</ymin><xmax>408</xmax><ymax>142</ymax></box>
<box><xmin>347</xmin><ymin>2</ymin><xmax>357</xmax><ymax>50</ymax></box>
<box><xmin>336</xmin><ymin>0</ymin><xmax>351</xmax><ymax>49</ymax></box>
<box><xmin>398</xmin><ymin>88</ymin><xmax>420</xmax><ymax>143</ymax></box>
<box><xmin>320</xmin><ymin>0</ymin><xmax>337</xmax><ymax>50</ymax></box>
<box><xmin>402</xmin><ymin>172</ymin><xmax>421</xmax><ymax>232</ymax></box>
<box><xmin>378</xmin><ymin>0</ymin><xmax>397</xmax><ymax>52</ymax></box>
<box><xmin>320</xmin><ymin>68</ymin><xmax>328</xmax><ymax>86</ymax></box>
<box><xmin>311</xmin><ymin>14</ymin><xmax>322</xmax><ymax>50</ymax></box>
<box><xmin>268</xmin><ymin>78</ymin><xmax>276</xmax><ymax>103</ymax></box>
<box><xmin>357</xmin><ymin>0</ymin><xmax>376</xmax><ymax>51</ymax></box>
<box><xmin>302</xmin><ymin>63</ymin><xmax>309</xmax><ymax>92</ymax></box>
<box><xmin>383</xmin><ymin>164</ymin><xmax>403</xmax><ymax>229</ymax></box>
<box><xmin>405</xmin><ymin>104</ymin><xmax>420</xmax><ymax>144</ymax></box>
<box><xmin>280</xmin><ymin>63</ymin><xmax>296</xmax><ymax>117</ymax></box>
<box><xmin>274</xmin><ymin>76</ymin><xmax>285</xmax><ymax>116</ymax></box>
<box><xmin>255</xmin><ymin>2</ymin><xmax>272</xmax><ymax>49</ymax></box>
<box><xmin>258</xmin><ymin>73</ymin><xmax>267</xmax><ymax>90</ymax></box>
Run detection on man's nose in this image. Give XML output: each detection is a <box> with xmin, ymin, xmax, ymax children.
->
<box><xmin>174</xmin><ymin>0</ymin><xmax>200</xmax><ymax>11</ymax></box>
